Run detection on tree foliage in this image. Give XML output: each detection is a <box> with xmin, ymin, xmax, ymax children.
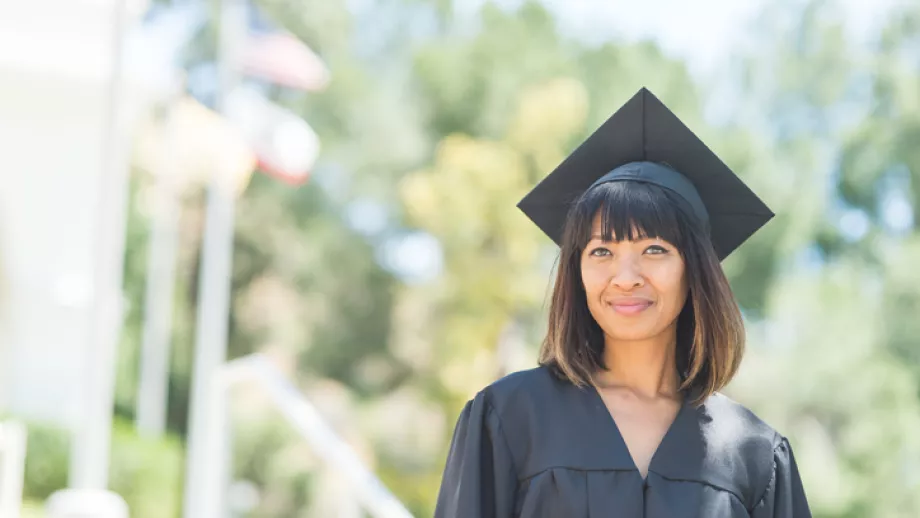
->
<box><xmin>101</xmin><ymin>0</ymin><xmax>920</xmax><ymax>516</ymax></box>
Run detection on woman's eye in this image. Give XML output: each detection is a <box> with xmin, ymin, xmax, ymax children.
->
<box><xmin>645</xmin><ymin>245</ymin><xmax>669</xmax><ymax>255</ymax></box>
<box><xmin>590</xmin><ymin>247</ymin><xmax>611</xmax><ymax>257</ymax></box>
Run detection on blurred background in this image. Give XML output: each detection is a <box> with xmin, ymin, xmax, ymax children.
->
<box><xmin>1</xmin><ymin>0</ymin><xmax>920</xmax><ymax>516</ymax></box>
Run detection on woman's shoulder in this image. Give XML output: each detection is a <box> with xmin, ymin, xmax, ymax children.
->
<box><xmin>701</xmin><ymin>392</ymin><xmax>785</xmax><ymax>448</ymax></box>
<box><xmin>468</xmin><ymin>365</ymin><xmax>578</xmax><ymax>423</ymax></box>
<box><xmin>477</xmin><ymin>365</ymin><xmax>560</xmax><ymax>409</ymax></box>
<box><xmin>695</xmin><ymin>392</ymin><xmax>789</xmax><ymax>492</ymax></box>
<box><xmin>679</xmin><ymin>392</ymin><xmax>790</xmax><ymax>507</ymax></box>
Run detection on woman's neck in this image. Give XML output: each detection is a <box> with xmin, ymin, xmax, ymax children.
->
<box><xmin>596</xmin><ymin>331</ymin><xmax>681</xmax><ymax>400</ymax></box>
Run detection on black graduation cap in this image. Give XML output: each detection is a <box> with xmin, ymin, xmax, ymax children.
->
<box><xmin>516</xmin><ymin>87</ymin><xmax>773</xmax><ymax>260</ymax></box>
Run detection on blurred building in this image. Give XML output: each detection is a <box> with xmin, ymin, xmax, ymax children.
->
<box><xmin>0</xmin><ymin>0</ymin><xmax>149</xmax><ymax>429</ymax></box>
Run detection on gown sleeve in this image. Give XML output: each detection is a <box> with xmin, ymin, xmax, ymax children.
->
<box><xmin>751</xmin><ymin>437</ymin><xmax>812</xmax><ymax>518</ymax></box>
<box><xmin>434</xmin><ymin>392</ymin><xmax>518</xmax><ymax>518</ymax></box>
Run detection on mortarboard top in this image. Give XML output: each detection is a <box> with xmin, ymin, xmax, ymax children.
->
<box><xmin>516</xmin><ymin>87</ymin><xmax>773</xmax><ymax>260</ymax></box>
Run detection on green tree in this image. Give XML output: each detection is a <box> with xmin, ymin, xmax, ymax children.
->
<box><xmin>726</xmin><ymin>1</ymin><xmax>920</xmax><ymax>515</ymax></box>
<box><xmin>108</xmin><ymin>1</ymin><xmax>920</xmax><ymax>517</ymax></box>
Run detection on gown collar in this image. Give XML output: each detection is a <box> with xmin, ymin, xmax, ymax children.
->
<box><xmin>582</xmin><ymin>385</ymin><xmax>750</xmax><ymax>503</ymax></box>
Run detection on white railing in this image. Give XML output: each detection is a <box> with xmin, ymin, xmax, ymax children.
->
<box><xmin>0</xmin><ymin>420</ymin><xmax>27</xmax><ymax>518</ymax></box>
<box><xmin>201</xmin><ymin>353</ymin><xmax>414</xmax><ymax>518</ymax></box>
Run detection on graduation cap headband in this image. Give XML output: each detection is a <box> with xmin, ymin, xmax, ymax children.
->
<box><xmin>588</xmin><ymin>161</ymin><xmax>711</xmax><ymax>231</ymax></box>
<box><xmin>517</xmin><ymin>87</ymin><xmax>774</xmax><ymax>260</ymax></box>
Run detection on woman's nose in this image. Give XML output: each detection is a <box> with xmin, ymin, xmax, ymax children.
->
<box><xmin>608</xmin><ymin>257</ymin><xmax>644</xmax><ymax>290</ymax></box>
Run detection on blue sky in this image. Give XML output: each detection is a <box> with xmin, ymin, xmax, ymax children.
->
<box><xmin>458</xmin><ymin>0</ymin><xmax>902</xmax><ymax>78</ymax></box>
<box><xmin>557</xmin><ymin>0</ymin><xmax>897</xmax><ymax>69</ymax></box>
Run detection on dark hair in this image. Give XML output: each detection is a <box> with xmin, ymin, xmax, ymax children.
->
<box><xmin>538</xmin><ymin>179</ymin><xmax>745</xmax><ymax>406</ymax></box>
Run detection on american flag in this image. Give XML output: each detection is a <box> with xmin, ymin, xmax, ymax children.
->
<box><xmin>241</xmin><ymin>3</ymin><xmax>330</xmax><ymax>92</ymax></box>
<box><xmin>234</xmin><ymin>1</ymin><xmax>328</xmax><ymax>185</ymax></box>
<box><xmin>241</xmin><ymin>31</ymin><xmax>330</xmax><ymax>92</ymax></box>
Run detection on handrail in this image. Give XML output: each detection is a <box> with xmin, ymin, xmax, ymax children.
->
<box><xmin>0</xmin><ymin>419</ymin><xmax>27</xmax><ymax>518</ymax></box>
<box><xmin>206</xmin><ymin>353</ymin><xmax>415</xmax><ymax>518</ymax></box>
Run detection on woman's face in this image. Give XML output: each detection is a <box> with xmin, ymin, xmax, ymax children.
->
<box><xmin>580</xmin><ymin>212</ymin><xmax>689</xmax><ymax>344</ymax></box>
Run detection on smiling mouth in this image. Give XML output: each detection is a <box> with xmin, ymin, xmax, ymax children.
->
<box><xmin>606</xmin><ymin>301</ymin><xmax>653</xmax><ymax>316</ymax></box>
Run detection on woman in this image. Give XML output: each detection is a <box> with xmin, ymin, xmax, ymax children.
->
<box><xmin>434</xmin><ymin>88</ymin><xmax>811</xmax><ymax>518</ymax></box>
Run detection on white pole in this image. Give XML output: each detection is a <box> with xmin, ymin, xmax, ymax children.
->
<box><xmin>0</xmin><ymin>421</ymin><xmax>27</xmax><ymax>518</ymax></box>
<box><xmin>183</xmin><ymin>0</ymin><xmax>246</xmax><ymax>516</ymax></box>
<box><xmin>136</xmin><ymin>96</ymin><xmax>183</xmax><ymax>438</ymax></box>
<box><xmin>69</xmin><ymin>0</ymin><xmax>132</xmax><ymax>490</ymax></box>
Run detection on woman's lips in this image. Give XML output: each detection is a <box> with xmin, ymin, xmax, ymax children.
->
<box><xmin>606</xmin><ymin>298</ymin><xmax>653</xmax><ymax>316</ymax></box>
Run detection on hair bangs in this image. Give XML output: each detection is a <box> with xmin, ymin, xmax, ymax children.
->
<box><xmin>575</xmin><ymin>181</ymin><xmax>688</xmax><ymax>251</ymax></box>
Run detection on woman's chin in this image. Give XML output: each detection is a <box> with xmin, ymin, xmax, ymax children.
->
<box><xmin>601</xmin><ymin>325</ymin><xmax>658</xmax><ymax>342</ymax></box>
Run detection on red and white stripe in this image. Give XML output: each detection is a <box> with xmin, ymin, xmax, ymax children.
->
<box><xmin>241</xmin><ymin>32</ymin><xmax>330</xmax><ymax>92</ymax></box>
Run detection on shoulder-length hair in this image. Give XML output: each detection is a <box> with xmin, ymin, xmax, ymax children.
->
<box><xmin>538</xmin><ymin>179</ymin><xmax>745</xmax><ymax>406</ymax></box>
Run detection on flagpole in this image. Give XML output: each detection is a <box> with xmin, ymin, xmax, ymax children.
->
<box><xmin>182</xmin><ymin>0</ymin><xmax>245</xmax><ymax>516</ymax></box>
<box><xmin>135</xmin><ymin>84</ymin><xmax>183</xmax><ymax>438</ymax></box>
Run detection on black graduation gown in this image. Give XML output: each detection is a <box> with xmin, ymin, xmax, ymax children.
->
<box><xmin>434</xmin><ymin>366</ymin><xmax>811</xmax><ymax>518</ymax></box>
